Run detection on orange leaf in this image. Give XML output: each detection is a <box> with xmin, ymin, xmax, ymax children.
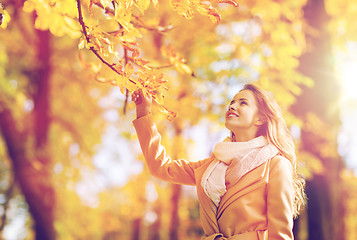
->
<box><xmin>132</xmin><ymin>49</ymin><xmax>140</xmax><ymax>58</ymax></box>
<box><xmin>196</xmin><ymin>2</ymin><xmax>221</xmax><ymax>23</ymax></box>
<box><xmin>217</xmin><ymin>0</ymin><xmax>239</xmax><ymax>7</ymax></box>
<box><xmin>122</xmin><ymin>41</ymin><xmax>138</xmax><ymax>52</ymax></box>
<box><xmin>158</xmin><ymin>105</ymin><xmax>177</xmax><ymax>120</ymax></box>
<box><xmin>135</xmin><ymin>58</ymin><xmax>149</xmax><ymax>66</ymax></box>
<box><xmin>170</xmin><ymin>0</ymin><xmax>194</xmax><ymax>19</ymax></box>
<box><xmin>125</xmin><ymin>63</ymin><xmax>134</xmax><ymax>77</ymax></box>
<box><xmin>114</xmin><ymin>63</ymin><xmax>124</xmax><ymax>73</ymax></box>
<box><xmin>111</xmin><ymin>29</ymin><xmax>125</xmax><ymax>37</ymax></box>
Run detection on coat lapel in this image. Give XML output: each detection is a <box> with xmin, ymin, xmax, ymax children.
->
<box><xmin>217</xmin><ymin>159</ymin><xmax>271</xmax><ymax>219</ymax></box>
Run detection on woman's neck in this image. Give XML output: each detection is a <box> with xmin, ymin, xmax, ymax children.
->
<box><xmin>232</xmin><ymin>129</ymin><xmax>258</xmax><ymax>142</ymax></box>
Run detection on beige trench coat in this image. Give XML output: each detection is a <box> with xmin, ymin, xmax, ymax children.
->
<box><xmin>133</xmin><ymin>114</ymin><xmax>294</xmax><ymax>240</ymax></box>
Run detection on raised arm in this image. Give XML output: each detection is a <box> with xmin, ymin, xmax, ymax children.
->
<box><xmin>132</xmin><ymin>89</ymin><xmax>205</xmax><ymax>185</ymax></box>
<box><xmin>267</xmin><ymin>155</ymin><xmax>294</xmax><ymax>240</ymax></box>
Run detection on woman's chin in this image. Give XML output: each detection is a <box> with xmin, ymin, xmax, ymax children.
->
<box><xmin>224</xmin><ymin>121</ymin><xmax>236</xmax><ymax>132</ymax></box>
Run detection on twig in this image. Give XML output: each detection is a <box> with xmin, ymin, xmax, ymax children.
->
<box><xmin>76</xmin><ymin>0</ymin><xmax>177</xmax><ymax>119</ymax></box>
<box><xmin>131</xmin><ymin>16</ymin><xmax>174</xmax><ymax>33</ymax></box>
<box><xmin>91</xmin><ymin>3</ymin><xmax>174</xmax><ymax>34</ymax></box>
<box><xmin>123</xmin><ymin>55</ymin><xmax>173</xmax><ymax>70</ymax></box>
<box><xmin>76</xmin><ymin>0</ymin><xmax>136</xmax><ymax>85</ymax></box>
<box><xmin>123</xmin><ymin>48</ymin><xmax>129</xmax><ymax>114</ymax></box>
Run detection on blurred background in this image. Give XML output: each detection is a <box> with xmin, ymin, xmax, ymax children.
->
<box><xmin>0</xmin><ymin>0</ymin><xmax>357</xmax><ymax>239</ymax></box>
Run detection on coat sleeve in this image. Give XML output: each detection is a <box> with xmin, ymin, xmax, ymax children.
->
<box><xmin>267</xmin><ymin>155</ymin><xmax>294</xmax><ymax>240</ymax></box>
<box><xmin>133</xmin><ymin>114</ymin><xmax>206</xmax><ymax>185</ymax></box>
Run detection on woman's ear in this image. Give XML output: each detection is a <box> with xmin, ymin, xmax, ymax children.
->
<box><xmin>255</xmin><ymin>115</ymin><xmax>265</xmax><ymax>126</ymax></box>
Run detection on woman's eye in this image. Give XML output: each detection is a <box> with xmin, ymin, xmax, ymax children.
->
<box><xmin>240</xmin><ymin>101</ymin><xmax>247</xmax><ymax>105</ymax></box>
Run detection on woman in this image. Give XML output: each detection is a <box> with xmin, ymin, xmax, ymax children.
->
<box><xmin>131</xmin><ymin>84</ymin><xmax>306</xmax><ymax>240</ymax></box>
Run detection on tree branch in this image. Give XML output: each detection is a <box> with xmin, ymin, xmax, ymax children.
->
<box><xmin>123</xmin><ymin>48</ymin><xmax>129</xmax><ymax>114</ymax></box>
<box><xmin>90</xmin><ymin>2</ymin><xmax>174</xmax><ymax>34</ymax></box>
<box><xmin>76</xmin><ymin>0</ymin><xmax>177</xmax><ymax>120</ymax></box>
<box><xmin>131</xmin><ymin>16</ymin><xmax>174</xmax><ymax>33</ymax></box>
<box><xmin>76</xmin><ymin>0</ymin><xmax>136</xmax><ymax>85</ymax></box>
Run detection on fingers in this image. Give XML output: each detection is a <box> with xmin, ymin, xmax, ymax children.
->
<box><xmin>131</xmin><ymin>88</ymin><xmax>153</xmax><ymax>106</ymax></box>
<box><xmin>131</xmin><ymin>89</ymin><xmax>140</xmax><ymax>104</ymax></box>
<box><xmin>132</xmin><ymin>89</ymin><xmax>147</xmax><ymax>104</ymax></box>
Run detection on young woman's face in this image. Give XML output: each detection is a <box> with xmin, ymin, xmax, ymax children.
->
<box><xmin>225</xmin><ymin>90</ymin><xmax>261</xmax><ymax>134</ymax></box>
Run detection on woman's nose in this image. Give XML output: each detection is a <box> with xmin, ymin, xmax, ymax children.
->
<box><xmin>229</xmin><ymin>104</ymin><xmax>237</xmax><ymax>111</ymax></box>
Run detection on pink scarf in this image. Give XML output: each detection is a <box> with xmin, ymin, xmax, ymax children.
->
<box><xmin>201</xmin><ymin>136</ymin><xmax>279</xmax><ymax>207</ymax></box>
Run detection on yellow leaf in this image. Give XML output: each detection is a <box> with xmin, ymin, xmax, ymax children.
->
<box><xmin>170</xmin><ymin>0</ymin><xmax>194</xmax><ymax>19</ymax></box>
<box><xmin>108</xmin><ymin>44</ymin><xmax>115</xmax><ymax>54</ymax></box>
<box><xmin>78</xmin><ymin>38</ymin><xmax>86</xmax><ymax>50</ymax></box>
<box><xmin>116</xmin><ymin>74</ymin><xmax>126</xmax><ymax>85</ymax></box>
<box><xmin>176</xmin><ymin>63</ymin><xmax>193</xmax><ymax>75</ymax></box>
<box><xmin>153</xmin><ymin>91</ymin><xmax>164</xmax><ymax>105</ymax></box>
<box><xmin>63</xmin><ymin>16</ymin><xmax>82</xmax><ymax>38</ymax></box>
<box><xmin>100</xmin><ymin>0</ymin><xmax>111</xmax><ymax>8</ymax></box>
<box><xmin>125</xmin><ymin>63</ymin><xmax>134</xmax><ymax>77</ymax></box>
<box><xmin>135</xmin><ymin>0</ymin><xmax>150</xmax><ymax>14</ymax></box>
<box><xmin>117</xmin><ymin>75</ymin><xmax>138</xmax><ymax>94</ymax></box>
<box><xmin>0</xmin><ymin>8</ymin><xmax>10</xmax><ymax>29</ymax></box>
<box><xmin>114</xmin><ymin>2</ymin><xmax>132</xmax><ymax>24</ymax></box>
<box><xmin>90</xmin><ymin>62</ymin><xmax>102</xmax><ymax>73</ymax></box>
<box><xmin>152</xmin><ymin>0</ymin><xmax>159</xmax><ymax>7</ymax></box>
<box><xmin>23</xmin><ymin>1</ymin><xmax>35</xmax><ymax>12</ymax></box>
<box><xmin>125</xmin><ymin>79</ymin><xmax>137</xmax><ymax>92</ymax></box>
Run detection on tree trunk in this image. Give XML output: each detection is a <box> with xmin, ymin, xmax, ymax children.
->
<box><xmin>148</xmin><ymin>202</ymin><xmax>162</xmax><ymax>240</ymax></box>
<box><xmin>169</xmin><ymin>122</ymin><xmax>184</xmax><ymax>240</ymax></box>
<box><xmin>305</xmin><ymin>178</ymin><xmax>328</xmax><ymax>240</ymax></box>
<box><xmin>131</xmin><ymin>218</ymin><xmax>142</xmax><ymax>240</ymax></box>
<box><xmin>169</xmin><ymin>184</ymin><xmax>182</xmax><ymax>240</ymax></box>
<box><xmin>292</xmin><ymin>0</ymin><xmax>345</xmax><ymax>239</ymax></box>
<box><xmin>31</xmin><ymin>28</ymin><xmax>55</xmax><ymax>240</ymax></box>
<box><xmin>0</xmin><ymin>26</ymin><xmax>55</xmax><ymax>239</ymax></box>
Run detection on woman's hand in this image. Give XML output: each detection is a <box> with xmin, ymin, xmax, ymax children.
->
<box><xmin>132</xmin><ymin>88</ymin><xmax>152</xmax><ymax>118</ymax></box>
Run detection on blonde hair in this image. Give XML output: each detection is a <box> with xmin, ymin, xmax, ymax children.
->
<box><xmin>241</xmin><ymin>83</ymin><xmax>306</xmax><ymax>218</ymax></box>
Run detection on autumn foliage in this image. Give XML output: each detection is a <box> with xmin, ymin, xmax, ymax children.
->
<box><xmin>1</xmin><ymin>0</ymin><xmax>357</xmax><ymax>240</ymax></box>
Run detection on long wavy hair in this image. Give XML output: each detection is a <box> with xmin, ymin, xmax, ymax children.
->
<box><xmin>238</xmin><ymin>83</ymin><xmax>306</xmax><ymax>218</ymax></box>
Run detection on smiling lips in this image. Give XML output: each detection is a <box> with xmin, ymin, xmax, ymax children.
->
<box><xmin>226</xmin><ymin>111</ymin><xmax>239</xmax><ymax>118</ymax></box>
